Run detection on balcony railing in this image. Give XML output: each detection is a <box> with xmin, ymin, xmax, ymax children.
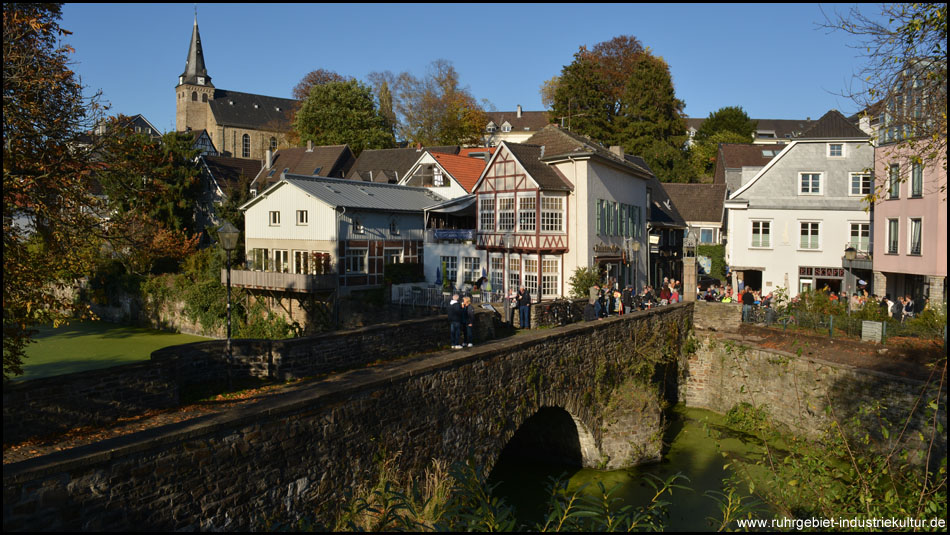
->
<box><xmin>223</xmin><ymin>269</ymin><xmax>338</xmax><ymax>293</ymax></box>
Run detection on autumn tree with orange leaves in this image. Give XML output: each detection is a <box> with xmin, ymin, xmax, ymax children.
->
<box><xmin>3</xmin><ymin>4</ymin><xmax>105</xmax><ymax>378</ymax></box>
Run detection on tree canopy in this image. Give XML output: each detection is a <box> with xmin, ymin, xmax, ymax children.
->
<box><xmin>3</xmin><ymin>4</ymin><xmax>103</xmax><ymax>378</ymax></box>
<box><xmin>370</xmin><ymin>60</ymin><xmax>488</xmax><ymax>147</ymax></box>
<box><xmin>823</xmin><ymin>3</ymin><xmax>947</xmax><ymax>187</ymax></box>
<box><xmin>293</xmin><ymin>79</ymin><xmax>395</xmax><ymax>156</ymax></box>
<box><xmin>694</xmin><ymin>106</ymin><xmax>757</xmax><ymax>144</ymax></box>
<box><xmin>292</xmin><ymin>68</ymin><xmax>349</xmax><ymax>100</ymax></box>
<box><xmin>549</xmin><ymin>36</ymin><xmax>692</xmax><ymax>182</ymax></box>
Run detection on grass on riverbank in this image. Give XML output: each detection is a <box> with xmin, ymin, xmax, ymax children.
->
<box><xmin>16</xmin><ymin>321</ymin><xmax>210</xmax><ymax>381</ymax></box>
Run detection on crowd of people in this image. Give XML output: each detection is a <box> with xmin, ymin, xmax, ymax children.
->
<box><xmin>583</xmin><ymin>277</ymin><xmax>685</xmax><ymax>321</ymax></box>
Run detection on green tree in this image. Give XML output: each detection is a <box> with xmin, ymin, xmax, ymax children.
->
<box><xmin>291</xmin><ymin>68</ymin><xmax>349</xmax><ymax>100</ymax></box>
<box><xmin>689</xmin><ymin>130</ymin><xmax>753</xmax><ymax>178</ymax></box>
<box><xmin>550</xmin><ymin>36</ymin><xmax>691</xmax><ymax>182</ymax></box>
<box><xmin>96</xmin><ymin>117</ymin><xmax>202</xmax><ymax>275</ymax></box>
<box><xmin>372</xmin><ymin>60</ymin><xmax>488</xmax><ymax>146</ymax></box>
<box><xmin>3</xmin><ymin>4</ymin><xmax>105</xmax><ymax>378</ymax></box>
<box><xmin>694</xmin><ymin>106</ymin><xmax>757</xmax><ymax>144</ymax></box>
<box><xmin>293</xmin><ymin>80</ymin><xmax>395</xmax><ymax>156</ymax></box>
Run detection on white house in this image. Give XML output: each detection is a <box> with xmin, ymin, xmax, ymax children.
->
<box><xmin>724</xmin><ymin>110</ymin><xmax>873</xmax><ymax>296</ymax></box>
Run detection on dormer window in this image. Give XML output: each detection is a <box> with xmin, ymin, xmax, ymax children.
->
<box><xmin>487</xmin><ymin>123</ymin><xmax>497</xmax><ymax>133</ymax></box>
<box><xmin>501</xmin><ymin>123</ymin><xmax>511</xmax><ymax>133</ymax></box>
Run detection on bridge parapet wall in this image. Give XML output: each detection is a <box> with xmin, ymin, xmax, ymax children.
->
<box><xmin>3</xmin><ymin>304</ymin><xmax>693</xmax><ymax>531</ymax></box>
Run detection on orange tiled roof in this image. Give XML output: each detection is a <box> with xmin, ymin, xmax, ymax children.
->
<box><xmin>431</xmin><ymin>152</ymin><xmax>489</xmax><ymax>193</ymax></box>
<box><xmin>457</xmin><ymin>147</ymin><xmax>496</xmax><ymax>157</ymax></box>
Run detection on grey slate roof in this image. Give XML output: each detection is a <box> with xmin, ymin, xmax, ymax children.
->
<box><xmin>486</xmin><ymin>110</ymin><xmax>552</xmax><ymax>132</ymax></box>
<box><xmin>252</xmin><ymin>145</ymin><xmax>354</xmax><ymax>190</ymax></box>
<box><xmin>251</xmin><ymin>175</ymin><xmax>447</xmax><ymax>213</ymax></box>
<box><xmin>345</xmin><ymin>146</ymin><xmax>459</xmax><ymax>183</ymax></box>
<box><xmin>504</xmin><ymin>143</ymin><xmax>573</xmax><ymax>191</ymax></box>
<box><xmin>208</xmin><ymin>89</ymin><xmax>297</xmax><ymax>130</ymax></box>
<box><xmin>660</xmin><ymin>183</ymin><xmax>727</xmax><ymax>224</ymax></box>
<box><xmin>712</xmin><ymin>143</ymin><xmax>786</xmax><ymax>184</ymax></box>
<box><xmin>795</xmin><ymin>109</ymin><xmax>869</xmax><ymax>139</ymax></box>
<box><xmin>180</xmin><ymin>17</ymin><xmax>212</xmax><ymax>87</ymax></box>
<box><xmin>202</xmin><ymin>155</ymin><xmax>263</xmax><ymax>193</ymax></box>
<box><xmin>526</xmin><ymin>125</ymin><xmax>653</xmax><ymax>178</ymax></box>
<box><xmin>649</xmin><ymin>177</ymin><xmax>687</xmax><ymax>229</ymax></box>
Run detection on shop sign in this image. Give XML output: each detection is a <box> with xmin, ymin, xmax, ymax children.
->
<box><xmin>799</xmin><ymin>266</ymin><xmax>844</xmax><ymax>278</ymax></box>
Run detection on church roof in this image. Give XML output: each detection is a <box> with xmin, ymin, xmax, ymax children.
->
<box><xmin>208</xmin><ymin>89</ymin><xmax>297</xmax><ymax>130</ymax></box>
<box><xmin>179</xmin><ymin>16</ymin><xmax>211</xmax><ymax>87</ymax></box>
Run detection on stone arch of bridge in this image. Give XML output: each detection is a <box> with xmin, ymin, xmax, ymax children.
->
<box><xmin>491</xmin><ymin>402</ymin><xmax>604</xmax><ymax>471</ymax></box>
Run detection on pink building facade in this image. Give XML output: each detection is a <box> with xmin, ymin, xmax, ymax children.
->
<box><xmin>872</xmin><ymin>143</ymin><xmax>947</xmax><ymax>307</ymax></box>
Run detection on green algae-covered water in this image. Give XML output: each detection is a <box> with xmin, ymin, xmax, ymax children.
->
<box><xmin>489</xmin><ymin>405</ymin><xmax>778</xmax><ymax>531</ymax></box>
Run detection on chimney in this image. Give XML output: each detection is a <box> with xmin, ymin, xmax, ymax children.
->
<box><xmin>516</xmin><ymin>104</ymin><xmax>522</xmax><ymax>119</ymax></box>
<box><xmin>265</xmin><ymin>148</ymin><xmax>273</xmax><ymax>169</ymax></box>
<box><xmin>307</xmin><ymin>140</ymin><xmax>313</xmax><ymax>152</ymax></box>
<box><xmin>609</xmin><ymin>146</ymin><xmax>624</xmax><ymax>159</ymax></box>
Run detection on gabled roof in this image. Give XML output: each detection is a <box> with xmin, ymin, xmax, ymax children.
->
<box><xmin>202</xmin><ymin>155</ymin><xmax>261</xmax><ymax>194</ymax></box>
<box><xmin>252</xmin><ymin>145</ymin><xmax>354</xmax><ymax>190</ymax></box>
<box><xmin>430</xmin><ymin>152</ymin><xmax>488</xmax><ymax>193</ymax></box>
<box><xmin>345</xmin><ymin>146</ymin><xmax>459</xmax><ymax>183</ymax></box>
<box><xmin>526</xmin><ymin>125</ymin><xmax>653</xmax><ymax>179</ymax></box>
<box><xmin>660</xmin><ymin>183</ymin><xmax>727</xmax><ymax>224</ymax></box>
<box><xmin>485</xmin><ymin>110</ymin><xmax>552</xmax><ymax>132</ymax></box>
<box><xmin>648</xmin><ymin>177</ymin><xmax>687</xmax><ymax>229</ymax></box>
<box><xmin>208</xmin><ymin>89</ymin><xmax>297</xmax><ymax>130</ymax></box>
<box><xmin>795</xmin><ymin>109</ymin><xmax>869</xmax><ymax>139</ymax></box>
<box><xmin>713</xmin><ymin>143</ymin><xmax>785</xmax><ymax>184</ymax></box>
<box><xmin>242</xmin><ymin>175</ymin><xmax>446</xmax><ymax>213</ymax></box>
<box><xmin>504</xmin><ymin>143</ymin><xmax>573</xmax><ymax>191</ymax></box>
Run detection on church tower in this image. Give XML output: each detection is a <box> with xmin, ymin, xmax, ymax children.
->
<box><xmin>175</xmin><ymin>15</ymin><xmax>215</xmax><ymax>133</ymax></box>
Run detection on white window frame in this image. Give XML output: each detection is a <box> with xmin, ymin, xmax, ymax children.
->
<box><xmin>497</xmin><ymin>195</ymin><xmax>515</xmax><ymax>232</ymax></box>
<box><xmin>293</xmin><ymin>250</ymin><xmax>309</xmax><ymax>274</ymax></box>
<box><xmin>886</xmin><ymin>218</ymin><xmax>900</xmax><ymax>254</ymax></box>
<box><xmin>242</xmin><ymin>134</ymin><xmax>250</xmax><ymax>158</ymax></box>
<box><xmin>490</xmin><ymin>255</ymin><xmax>504</xmax><ymax>291</ymax></box>
<box><xmin>501</xmin><ymin>123</ymin><xmax>511</xmax><ymax>133</ymax></box>
<box><xmin>750</xmin><ymin>220</ymin><xmax>771</xmax><ymax>249</ymax></box>
<box><xmin>799</xmin><ymin>221</ymin><xmax>821</xmax><ymax>251</ymax></box>
<box><xmin>826</xmin><ymin>143</ymin><xmax>845</xmax><ymax>158</ymax></box>
<box><xmin>540</xmin><ymin>195</ymin><xmax>564</xmax><ymax>233</ymax></box>
<box><xmin>541</xmin><ymin>256</ymin><xmax>560</xmax><ymax>299</ymax></box>
<box><xmin>888</xmin><ymin>163</ymin><xmax>900</xmax><ymax>199</ymax></box>
<box><xmin>849</xmin><ymin>222</ymin><xmax>870</xmax><ymax>253</ymax></box>
<box><xmin>346</xmin><ymin>248</ymin><xmax>367</xmax><ymax>274</ymax></box>
<box><xmin>798</xmin><ymin>172</ymin><xmax>823</xmax><ymax>195</ymax></box>
<box><xmin>269</xmin><ymin>211</ymin><xmax>280</xmax><ymax>226</ymax></box>
<box><xmin>508</xmin><ymin>254</ymin><xmax>521</xmax><ymax>292</ymax></box>
<box><xmin>699</xmin><ymin>228</ymin><xmax>715</xmax><ymax>244</ymax></box>
<box><xmin>523</xmin><ymin>256</ymin><xmax>538</xmax><ymax>298</ymax></box>
<box><xmin>274</xmin><ymin>249</ymin><xmax>289</xmax><ymax>273</ymax></box>
<box><xmin>907</xmin><ymin>217</ymin><xmax>922</xmax><ymax>256</ymax></box>
<box><xmin>441</xmin><ymin>256</ymin><xmax>458</xmax><ymax>285</ymax></box>
<box><xmin>383</xmin><ymin>248</ymin><xmax>403</xmax><ymax>265</ymax></box>
<box><xmin>479</xmin><ymin>196</ymin><xmax>495</xmax><ymax>232</ymax></box>
<box><xmin>518</xmin><ymin>194</ymin><xmax>536</xmax><ymax>233</ymax></box>
<box><xmin>849</xmin><ymin>172</ymin><xmax>872</xmax><ymax>196</ymax></box>
<box><xmin>462</xmin><ymin>257</ymin><xmax>481</xmax><ymax>284</ymax></box>
<box><xmin>910</xmin><ymin>162</ymin><xmax>923</xmax><ymax>198</ymax></box>
<box><xmin>296</xmin><ymin>210</ymin><xmax>308</xmax><ymax>225</ymax></box>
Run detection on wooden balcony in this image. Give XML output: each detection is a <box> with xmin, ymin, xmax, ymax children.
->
<box><xmin>223</xmin><ymin>269</ymin><xmax>338</xmax><ymax>293</ymax></box>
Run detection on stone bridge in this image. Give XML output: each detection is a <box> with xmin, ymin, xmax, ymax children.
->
<box><xmin>3</xmin><ymin>304</ymin><xmax>693</xmax><ymax>531</ymax></box>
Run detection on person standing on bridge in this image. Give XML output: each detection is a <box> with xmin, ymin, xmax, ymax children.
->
<box><xmin>741</xmin><ymin>286</ymin><xmax>755</xmax><ymax>323</ymax></box>
<box><xmin>462</xmin><ymin>295</ymin><xmax>475</xmax><ymax>347</ymax></box>
<box><xmin>448</xmin><ymin>293</ymin><xmax>462</xmax><ymax>349</ymax></box>
<box><xmin>518</xmin><ymin>286</ymin><xmax>532</xmax><ymax>329</ymax></box>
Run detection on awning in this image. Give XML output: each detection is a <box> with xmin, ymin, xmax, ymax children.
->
<box><xmin>425</xmin><ymin>195</ymin><xmax>475</xmax><ymax>215</ymax></box>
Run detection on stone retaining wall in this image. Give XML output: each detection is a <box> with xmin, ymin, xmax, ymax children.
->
<box><xmin>693</xmin><ymin>301</ymin><xmax>741</xmax><ymax>332</ymax></box>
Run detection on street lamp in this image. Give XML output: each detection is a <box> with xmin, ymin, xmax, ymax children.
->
<box><xmin>503</xmin><ymin>231</ymin><xmax>514</xmax><ymax>325</ymax></box>
<box><xmin>218</xmin><ymin>221</ymin><xmax>240</xmax><ymax>391</ymax></box>
<box><xmin>631</xmin><ymin>239</ymin><xmax>641</xmax><ymax>293</ymax></box>
<box><xmin>844</xmin><ymin>245</ymin><xmax>856</xmax><ymax>314</ymax></box>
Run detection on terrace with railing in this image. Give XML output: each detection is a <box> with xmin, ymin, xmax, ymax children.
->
<box><xmin>223</xmin><ymin>269</ymin><xmax>338</xmax><ymax>293</ymax></box>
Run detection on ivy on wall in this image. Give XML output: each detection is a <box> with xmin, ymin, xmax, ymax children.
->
<box><xmin>696</xmin><ymin>244</ymin><xmax>725</xmax><ymax>280</ymax></box>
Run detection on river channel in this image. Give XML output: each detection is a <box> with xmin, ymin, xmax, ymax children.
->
<box><xmin>489</xmin><ymin>405</ymin><xmax>778</xmax><ymax>531</ymax></box>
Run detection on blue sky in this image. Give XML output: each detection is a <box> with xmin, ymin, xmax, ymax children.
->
<box><xmin>60</xmin><ymin>3</ymin><xmax>880</xmax><ymax>134</ymax></box>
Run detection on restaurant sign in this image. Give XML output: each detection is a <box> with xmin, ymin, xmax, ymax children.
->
<box><xmin>799</xmin><ymin>266</ymin><xmax>844</xmax><ymax>278</ymax></box>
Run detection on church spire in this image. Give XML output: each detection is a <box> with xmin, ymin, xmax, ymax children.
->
<box><xmin>178</xmin><ymin>14</ymin><xmax>212</xmax><ymax>87</ymax></box>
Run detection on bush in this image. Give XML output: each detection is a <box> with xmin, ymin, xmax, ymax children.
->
<box><xmin>568</xmin><ymin>267</ymin><xmax>604</xmax><ymax>299</ymax></box>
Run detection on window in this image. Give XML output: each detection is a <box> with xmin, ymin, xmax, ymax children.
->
<box><xmin>540</xmin><ymin>196</ymin><xmax>563</xmax><ymax>233</ymax></box>
<box><xmin>519</xmin><ymin>196</ymin><xmax>536</xmax><ymax>232</ymax></box>
<box><xmin>850</xmin><ymin>173</ymin><xmax>872</xmax><ymax>196</ymax></box>
<box><xmin>523</xmin><ymin>257</ymin><xmax>538</xmax><ymax>298</ymax></box>
<box><xmin>612</xmin><ymin>202</ymin><xmax>619</xmax><ymax>235</ymax></box>
<box><xmin>490</xmin><ymin>256</ymin><xmax>504</xmax><ymax>291</ymax></box>
<box><xmin>202</xmin><ymin>93</ymin><xmax>208</xmax><ymax>102</ymax></box>
<box><xmin>433</xmin><ymin>166</ymin><xmax>444</xmax><ymax>187</ymax></box>
<box><xmin>700</xmin><ymin>228</ymin><xmax>714</xmax><ymax>244</ymax></box>
<box><xmin>501</xmin><ymin>123</ymin><xmax>511</xmax><ymax>133</ymax></box>
<box><xmin>242</xmin><ymin>134</ymin><xmax>250</xmax><ymax>158</ymax></box>
<box><xmin>269</xmin><ymin>211</ymin><xmax>280</xmax><ymax>226</ymax></box>
<box><xmin>487</xmin><ymin>124</ymin><xmax>497</xmax><ymax>133</ymax></box>
<box><xmin>849</xmin><ymin>223</ymin><xmax>869</xmax><ymax>253</ymax></box>
<box><xmin>911</xmin><ymin>162</ymin><xmax>923</xmax><ymax>197</ymax></box>
<box><xmin>296</xmin><ymin>210</ymin><xmax>308</xmax><ymax>225</ymax></box>
<box><xmin>293</xmin><ymin>251</ymin><xmax>309</xmax><ymax>274</ymax></box>
<box><xmin>596</xmin><ymin>200</ymin><xmax>604</xmax><ymax>236</ymax></box>
<box><xmin>887</xmin><ymin>218</ymin><xmax>899</xmax><ymax>254</ymax></box>
<box><xmin>631</xmin><ymin>205</ymin><xmax>641</xmax><ymax>239</ymax></box>
<box><xmin>800</xmin><ymin>222</ymin><xmax>820</xmax><ymax>250</ymax></box>
<box><xmin>498</xmin><ymin>197</ymin><xmax>515</xmax><ymax>231</ymax></box>
<box><xmin>346</xmin><ymin>248</ymin><xmax>367</xmax><ymax>274</ymax></box>
<box><xmin>908</xmin><ymin>218</ymin><xmax>922</xmax><ymax>255</ymax></box>
<box><xmin>541</xmin><ymin>257</ymin><xmax>560</xmax><ymax>299</ymax></box>
<box><xmin>799</xmin><ymin>173</ymin><xmax>821</xmax><ymax>195</ymax></box>
<box><xmin>827</xmin><ymin>143</ymin><xmax>844</xmax><ymax>157</ymax></box>
<box><xmin>463</xmin><ymin>257</ymin><xmax>480</xmax><ymax>284</ymax></box>
<box><xmin>441</xmin><ymin>256</ymin><xmax>458</xmax><ymax>285</ymax></box>
<box><xmin>250</xmin><ymin>248</ymin><xmax>270</xmax><ymax>271</ymax></box>
<box><xmin>888</xmin><ymin>164</ymin><xmax>900</xmax><ymax>199</ymax></box>
<box><xmin>751</xmin><ymin>221</ymin><xmax>770</xmax><ymax>248</ymax></box>
<box><xmin>479</xmin><ymin>197</ymin><xmax>495</xmax><ymax>232</ymax></box>
<box><xmin>191</xmin><ymin>91</ymin><xmax>197</xmax><ymax>101</ymax></box>
<box><xmin>389</xmin><ymin>219</ymin><xmax>399</xmax><ymax>236</ymax></box>
<box><xmin>274</xmin><ymin>250</ymin><xmax>289</xmax><ymax>273</ymax></box>
<box><xmin>270</xmin><ymin>137</ymin><xmax>278</xmax><ymax>151</ymax></box>
<box><xmin>508</xmin><ymin>256</ymin><xmax>520</xmax><ymax>291</ymax></box>
<box><xmin>384</xmin><ymin>248</ymin><xmax>402</xmax><ymax>265</ymax></box>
